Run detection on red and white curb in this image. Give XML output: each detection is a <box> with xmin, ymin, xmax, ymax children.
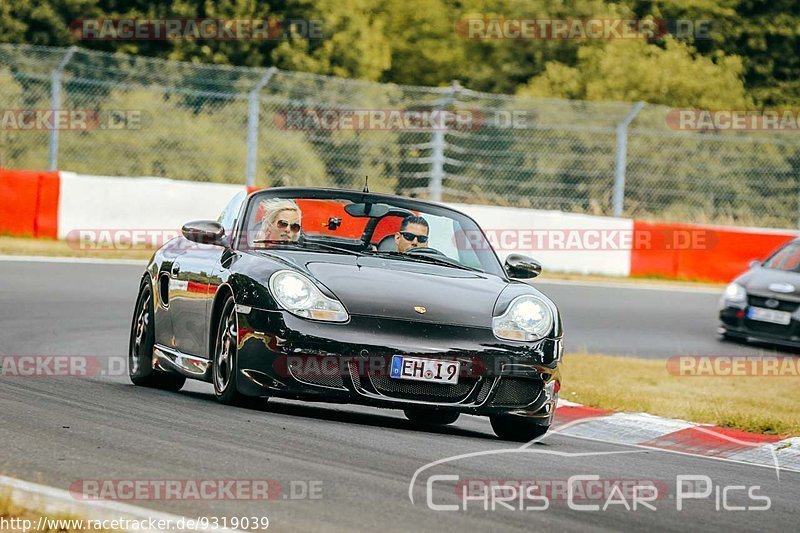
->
<box><xmin>553</xmin><ymin>400</ymin><xmax>799</xmax><ymax>475</ymax></box>
<box><xmin>0</xmin><ymin>475</ymin><xmax>244</xmax><ymax>533</ymax></box>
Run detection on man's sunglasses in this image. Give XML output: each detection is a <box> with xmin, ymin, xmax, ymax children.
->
<box><xmin>274</xmin><ymin>219</ymin><xmax>301</xmax><ymax>233</ymax></box>
<box><xmin>399</xmin><ymin>231</ymin><xmax>428</xmax><ymax>243</ymax></box>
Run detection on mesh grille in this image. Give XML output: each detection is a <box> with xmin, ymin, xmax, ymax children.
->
<box><xmin>491</xmin><ymin>378</ymin><xmax>542</xmax><ymax>407</ymax></box>
<box><xmin>476</xmin><ymin>378</ymin><xmax>494</xmax><ymax>404</ymax></box>
<box><xmin>348</xmin><ymin>362</ymin><xmax>362</xmax><ymax>387</ymax></box>
<box><xmin>289</xmin><ymin>367</ymin><xmax>345</xmax><ymax>390</ymax></box>
<box><xmin>369</xmin><ymin>374</ymin><xmax>475</xmax><ymax>402</ymax></box>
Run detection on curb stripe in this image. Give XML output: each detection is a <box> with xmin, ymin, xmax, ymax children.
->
<box><xmin>640</xmin><ymin>426</ymin><xmax>781</xmax><ymax>458</ymax></box>
<box><xmin>553</xmin><ymin>403</ymin><xmax>799</xmax><ymax>473</ymax></box>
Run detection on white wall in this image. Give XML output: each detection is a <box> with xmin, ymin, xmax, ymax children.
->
<box><xmin>449</xmin><ymin>203</ymin><xmax>633</xmax><ymax>276</ymax></box>
<box><xmin>57</xmin><ymin>172</ymin><xmax>243</xmax><ymax>240</ymax></box>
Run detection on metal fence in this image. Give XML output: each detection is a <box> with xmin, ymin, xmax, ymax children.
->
<box><xmin>2</xmin><ymin>43</ymin><xmax>799</xmax><ymax>228</ymax></box>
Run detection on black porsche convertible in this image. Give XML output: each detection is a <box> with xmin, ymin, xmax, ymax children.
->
<box><xmin>129</xmin><ymin>187</ymin><xmax>563</xmax><ymax>441</ymax></box>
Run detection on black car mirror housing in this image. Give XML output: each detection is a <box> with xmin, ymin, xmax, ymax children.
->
<box><xmin>182</xmin><ymin>220</ymin><xmax>226</xmax><ymax>246</ymax></box>
<box><xmin>504</xmin><ymin>254</ymin><xmax>542</xmax><ymax>279</ymax></box>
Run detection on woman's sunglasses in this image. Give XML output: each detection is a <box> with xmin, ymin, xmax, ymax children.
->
<box><xmin>274</xmin><ymin>219</ymin><xmax>301</xmax><ymax>233</ymax></box>
<box><xmin>400</xmin><ymin>231</ymin><xmax>428</xmax><ymax>243</ymax></box>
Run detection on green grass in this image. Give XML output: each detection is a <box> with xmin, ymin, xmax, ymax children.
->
<box><xmin>562</xmin><ymin>352</ymin><xmax>800</xmax><ymax>436</ymax></box>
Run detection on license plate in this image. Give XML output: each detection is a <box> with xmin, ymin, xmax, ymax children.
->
<box><xmin>390</xmin><ymin>355</ymin><xmax>460</xmax><ymax>385</ymax></box>
<box><xmin>746</xmin><ymin>307</ymin><xmax>792</xmax><ymax>325</ymax></box>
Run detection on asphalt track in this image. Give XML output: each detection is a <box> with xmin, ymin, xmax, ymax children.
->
<box><xmin>1</xmin><ymin>259</ymin><xmax>798</xmax><ymax>532</ymax></box>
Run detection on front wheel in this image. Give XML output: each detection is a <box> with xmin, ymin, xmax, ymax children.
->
<box><xmin>212</xmin><ymin>296</ymin><xmax>264</xmax><ymax>407</ymax></box>
<box><xmin>129</xmin><ymin>280</ymin><xmax>185</xmax><ymax>391</ymax></box>
<box><xmin>490</xmin><ymin>415</ymin><xmax>549</xmax><ymax>442</ymax></box>
<box><xmin>404</xmin><ymin>408</ymin><xmax>460</xmax><ymax>425</ymax></box>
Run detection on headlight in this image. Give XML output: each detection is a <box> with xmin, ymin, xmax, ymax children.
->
<box><xmin>268</xmin><ymin>270</ymin><xmax>348</xmax><ymax>322</ymax></box>
<box><xmin>493</xmin><ymin>295</ymin><xmax>554</xmax><ymax>341</ymax></box>
<box><xmin>723</xmin><ymin>283</ymin><xmax>746</xmax><ymax>303</ymax></box>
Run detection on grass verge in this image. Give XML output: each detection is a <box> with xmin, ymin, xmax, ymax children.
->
<box><xmin>0</xmin><ymin>235</ymin><xmax>154</xmax><ymax>261</ymax></box>
<box><xmin>562</xmin><ymin>352</ymin><xmax>800</xmax><ymax>436</ymax></box>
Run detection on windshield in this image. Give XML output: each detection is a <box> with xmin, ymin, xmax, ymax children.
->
<box><xmin>762</xmin><ymin>241</ymin><xmax>800</xmax><ymax>271</ymax></box>
<box><xmin>236</xmin><ymin>190</ymin><xmax>504</xmax><ymax>276</ymax></box>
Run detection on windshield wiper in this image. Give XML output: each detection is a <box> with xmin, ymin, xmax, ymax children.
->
<box><xmin>367</xmin><ymin>250</ymin><xmax>479</xmax><ymax>272</ymax></box>
<box><xmin>252</xmin><ymin>239</ymin><xmax>363</xmax><ymax>256</ymax></box>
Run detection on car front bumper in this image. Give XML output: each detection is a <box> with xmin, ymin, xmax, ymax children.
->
<box><xmin>719</xmin><ymin>304</ymin><xmax>800</xmax><ymax>348</ymax></box>
<box><xmin>235</xmin><ymin>307</ymin><xmax>562</xmax><ymax>423</ymax></box>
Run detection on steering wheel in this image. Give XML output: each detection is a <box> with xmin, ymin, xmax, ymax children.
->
<box><xmin>406</xmin><ymin>246</ymin><xmax>447</xmax><ymax>257</ymax></box>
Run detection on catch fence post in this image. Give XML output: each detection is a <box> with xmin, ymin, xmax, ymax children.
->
<box><xmin>429</xmin><ymin>80</ymin><xmax>461</xmax><ymax>202</ymax></box>
<box><xmin>48</xmin><ymin>46</ymin><xmax>78</xmax><ymax>171</ymax></box>
<box><xmin>245</xmin><ymin>67</ymin><xmax>278</xmax><ymax>188</ymax></box>
<box><xmin>612</xmin><ymin>101</ymin><xmax>645</xmax><ymax>217</ymax></box>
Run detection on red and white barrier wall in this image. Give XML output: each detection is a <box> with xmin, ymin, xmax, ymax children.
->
<box><xmin>1</xmin><ymin>168</ymin><xmax>796</xmax><ymax>282</ymax></box>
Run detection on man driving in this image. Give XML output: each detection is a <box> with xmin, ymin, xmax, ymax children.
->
<box><xmin>395</xmin><ymin>215</ymin><xmax>429</xmax><ymax>253</ymax></box>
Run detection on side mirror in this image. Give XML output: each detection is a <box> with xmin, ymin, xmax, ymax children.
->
<box><xmin>504</xmin><ymin>253</ymin><xmax>542</xmax><ymax>279</ymax></box>
<box><xmin>182</xmin><ymin>220</ymin><xmax>226</xmax><ymax>246</ymax></box>
<box><xmin>749</xmin><ymin>260</ymin><xmax>762</xmax><ymax>269</ymax></box>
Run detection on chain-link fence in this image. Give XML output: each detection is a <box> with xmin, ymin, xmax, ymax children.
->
<box><xmin>2</xmin><ymin>43</ymin><xmax>799</xmax><ymax>228</ymax></box>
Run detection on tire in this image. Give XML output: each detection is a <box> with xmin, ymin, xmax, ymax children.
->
<box><xmin>212</xmin><ymin>296</ymin><xmax>264</xmax><ymax>407</ymax></box>
<box><xmin>403</xmin><ymin>408</ymin><xmax>460</xmax><ymax>425</ymax></box>
<box><xmin>490</xmin><ymin>415</ymin><xmax>549</xmax><ymax>442</ymax></box>
<box><xmin>129</xmin><ymin>280</ymin><xmax>185</xmax><ymax>391</ymax></box>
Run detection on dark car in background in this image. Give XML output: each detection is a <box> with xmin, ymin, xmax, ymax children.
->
<box><xmin>129</xmin><ymin>188</ymin><xmax>563</xmax><ymax>441</ymax></box>
<box><xmin>719</xmin><ymin>238</ymin><xmax>800</xmax><ymax>348</ymax></box>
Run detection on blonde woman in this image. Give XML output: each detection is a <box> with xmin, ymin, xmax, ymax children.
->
<box><xmin>253</xmin><ymin>198</ymin><xmax>302</xmax><ymax>244</ymax></box>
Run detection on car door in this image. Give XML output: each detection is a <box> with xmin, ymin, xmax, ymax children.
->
<box><xmin>169</xmin><ymin>192</ymin><xmax>247</xmax><ymax>359</ymax></box>
<box><xmin>168</xmin><ymin>244</ymin><xmax>220</xmax><ymax>359</ymax></box>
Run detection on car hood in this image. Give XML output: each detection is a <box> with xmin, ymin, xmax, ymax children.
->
<box><xmin>298</xmin><ymin>254</ymin><xmax>508</xmax><ymax>327</ymax></box>
<box><xmin>740</xmin><ymin>268</ymin><xmax>800</xmax><ymax>300</ymax></box>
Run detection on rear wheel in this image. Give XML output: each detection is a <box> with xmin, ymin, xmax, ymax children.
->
<box><xmin>490</xmin><ymin>415</ymin><xmax>549</xmax><ymax>442</ymax></box>
<box><xmin>403</xmin><ymin>408</ymin><xmax>460</xmax><ymax>425</ymax></box>
<box><xmin>212</xmin><ymin>296</ymin><xmax>264</xmax><ymax>407</ymax></box>
<box><xmin>129</xmin><ymin>280</ymin><xmax>185</xmax><ymax>391</ymax></box>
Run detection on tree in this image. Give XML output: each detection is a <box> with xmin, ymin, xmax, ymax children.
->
<box><xmin>519</xmin><ymin>38</ymin><xmax>750</xmax><ymax>109</ymax></box>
